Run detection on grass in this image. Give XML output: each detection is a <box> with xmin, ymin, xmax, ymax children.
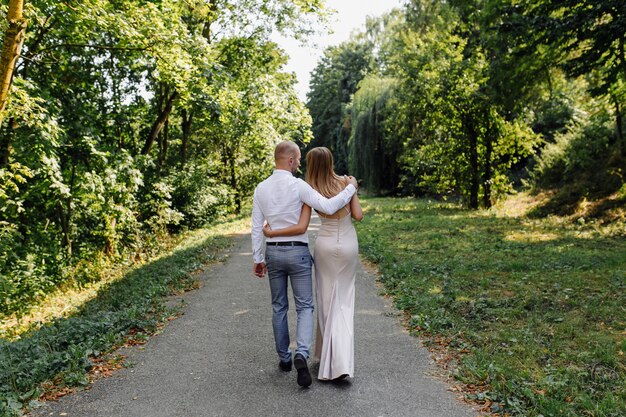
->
<box><xmin>0</xmin><ymin>216</ymin><xmax>250</xmax><ymax>417</ymax></box>
<box><xmin>355</xmin><ymin>197</ymin><xmax>625</xmax><ymax>417</ymax></box>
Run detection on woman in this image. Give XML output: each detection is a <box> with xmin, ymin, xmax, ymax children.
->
<box><xmin>263</xmin><ymin>147</ymin><xmax>363</xmax><ymax>381</ymax></box>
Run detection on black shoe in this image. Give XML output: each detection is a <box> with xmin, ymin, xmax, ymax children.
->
<box><xmin>293</xmin><ymin>354</ymin><xmax>312</xmax><ymax>387</ymax></box>
<box><xmin>279</xmin><ymin>359</ymin><xmax>292</xmax><ymax>372</ymax></box>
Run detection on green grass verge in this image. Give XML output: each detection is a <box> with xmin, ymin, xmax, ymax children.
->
<box><xmin>0</xmin><ymin>216</ymin><xmax>249</xmax><ymax>417</ymax></box>
<box><xmin>356</xmin><ymin>197</ymin><xmax>625</xmax><ymax>417</ymax></box>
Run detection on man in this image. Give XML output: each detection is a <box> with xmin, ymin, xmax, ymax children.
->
<box><xmin>251</xmin><ymin>141</ymin><xmax>358</xmax><ymax>387</ymax></box>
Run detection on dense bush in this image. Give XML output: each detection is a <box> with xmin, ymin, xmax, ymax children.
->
<box><xmin>532</xmin><ymin>110</ymin><xmax>615</xmax><ymax>186</ymax></box>
<box><xmin>168</xmin><ymin>161</ymin><xmax>232</xmax><ymax>229</ymax></box>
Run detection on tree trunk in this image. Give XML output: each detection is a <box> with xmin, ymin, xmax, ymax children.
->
<box><xmin>202</xmin><ymin>0</ymin><xmax>218</xmax><ymax>42</ymax></box>
<box><xmin>231</xmin><ymin>159</ymin><xmax>240</xmax><ymax>214</ymax></box>
<box><xmin>18</xmin><ymin>15</ymin><xmax>54</xmax><ymax>81</ymax></box>
<box><xmin>117</xmin><ymin>124</ymin><xmax>123</xmax><ymax>149</ymax></box>
<box><xmin>545</xmin><ymin>67</ymin><xmax>553</xmax><ymax>98</ymax></box>
<box><xmin>612</xmin><ymin>94</ymin><xmax>624</xmax><ymax>158</ymax></box>
<box><xmin>0</xmin><ymin>15</ymin><xmax>54</xmax><ymax>161</ymax></box>
<box><xmin>482</xmin><ymin>133</ymin><xmax>493</xmax><ymax>209</ymax></box>
<box><xmin>0</xmin><ymin>0</ymin><xmax>27</xmax><ymax>127</ymax></box>
<box><xmin>618</xmin><ymin>36</ymin><xmax>626</xmax><ymax>158</ymax></box>
<box><xmin>0</xmin><ymin>134</ymin><xmax>10</xmax><ymax>166</ymax></box>
<box><xmin>156</xmin><ymin>130</ymin><xmax>163</xmax><ymax>166</ymax></box>
<box><xmin>59</xmin><ymin>163</ymin><xmax>76</xmax><ymax>258</ymax></box>
<box><xmin>225</xmin><ymin>144</ymin><xmax>240</xmax><ymax>214</ymax></box>
<box><xmin>141</xmin><ymin>89</ymin><xmax>179</xmax><ymax>155</ymax></box>
<box><xmin>159</xmin><ymin>118</ymin><xmax>169</xmax><ymax>167</ymax></box>
<box><xmin>154</xmin><ymin>85</ymin><xmax>164</xmax><ymax>163</ymax></box>
<box><xmin>467</xmin><ymin>118</ymin><xmax>479</xmax><ymax>210</ymax></box>
<box><xmin>0</xmin><ymin>118</ymin><xmax>15</xmax><ymax>166</ymax></box>
<box><xmin>181</xmin><ymin>109</ymin><xmax>192</xmax><ymax>165</ymax></box>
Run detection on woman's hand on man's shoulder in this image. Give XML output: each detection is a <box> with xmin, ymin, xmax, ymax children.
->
<box><xmin>345</xmin><ymin>175</ymin><xmax>358</xmax><ymax>189</ymax></box>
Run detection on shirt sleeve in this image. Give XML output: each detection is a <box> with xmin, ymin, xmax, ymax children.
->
<box><xmin>251</xmin><ymin>190</ymin><xmax>265</xmax><ymax>264</ymax></box>
<box><xmin>296</xmin><ymin>180</ymin><xmax>356</xmax><ymax>215</ymax></box>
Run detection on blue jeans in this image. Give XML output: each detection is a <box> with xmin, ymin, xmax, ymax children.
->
<box><xmin>265</xmin><ymin>245</ymin><xmax>314</xmax><ymax>362</ymax></box>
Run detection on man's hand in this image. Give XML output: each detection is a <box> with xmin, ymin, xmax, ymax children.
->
<box><xmin>253</xmin><ymin>262</ymin><xmax>267</xmax><ymax>278</ymax></box>
<box><xmin>347</xmin><ymin>175</ymin><xmax>358</xmax><ymax>189</ymax></box>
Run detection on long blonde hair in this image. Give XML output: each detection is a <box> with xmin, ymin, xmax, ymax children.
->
<box><xmin>305</xmin><ymin>147</ymin><xmax>344</xmax><ymax>198</ymax></box>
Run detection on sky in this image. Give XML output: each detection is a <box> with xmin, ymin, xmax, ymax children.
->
<box><xmin>274</xmin><ymin>0</ymin><xmax>404</xmax><ymax>102</ymax></box>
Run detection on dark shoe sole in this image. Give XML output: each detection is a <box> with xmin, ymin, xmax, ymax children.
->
<box><xmin>293</xmin><ymin>356</ymin><xmax>312</xmax><ymax>387</ymax></box>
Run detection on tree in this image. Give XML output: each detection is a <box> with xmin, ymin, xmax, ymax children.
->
<box><xmin>0</xmin><ymin>0</ymin><xmax>26</xmax><ymax>127</ymax></box>
<box><xmin>384</xmin><ymin>0</ymin><xmax>538</xmax><ymax>207</ymax></box>
<box><xmin>509</xmin><ymin>0</ymin><xmax>626</xmax><ymax>156</ymax></box>
<box><xmin>348</xmin><ymin>75</ymin><xmax>400</xmax><ymax>194</ymax></box>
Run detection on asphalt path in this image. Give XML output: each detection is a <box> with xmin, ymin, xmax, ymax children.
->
<box><xmin>32</xmin><ymin>215</ymin><xmax>477</xmax><ymax>417</ymax></box>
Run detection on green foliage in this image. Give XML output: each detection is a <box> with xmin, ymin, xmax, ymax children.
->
<box><xmin>306</xmin><ymin>37</ymin><xmax>376</xmax><ymax>174</ymax></box>
<box><xmin>357</xmin><ymin>197</ymin><xmax>626</xmax><ymax>417</ymax></box>
<box><xmin>73</xmin><ymin>150</ymin><xmax>144</xmax><ymax>256</ymax></box>
<box><xmin>519</xmin><ymin>0</ymin><xmax>626</xmax><ymax>98</ymax></box>
<box><xmin>140</xmin><ymin>180</ymin><xmax>184</xmax><ymax>239</ymax></box>
<box><xmin>0</xmin><ymin>162</ymin><xmax>32</xmax><ymax>220</ymax></box>
<box><xmin>167</xmin><ymin>160</ymin><xmax>232</xmax><ymax>228</ymax></box>
<box><xmin>0</xmin><ymin>0</ymin><xmax>318</xmax><ymax>318</ymax></box>
<box><xmin>385</xmin><ymin>4</ymin><xmax>540</xmax><ymax>206</ymax></box>
<box><xmin>534</xmin><ymin>110</ymin><xmax>615</xmax><ymax>186</ymax></box>
<box><xmin>527</xmin><ymin>106</ymin><xmax>626</xmax><ymax>219</ymax></box>
<box><xmin>304</xmin><ymin>0</ymin><xmax>625</xmax><ymax>214</ymax></box>
<box><xmin>532</xmin><ymin>92</ymin><xmax>576</xmax><ymax>143</ymax></box>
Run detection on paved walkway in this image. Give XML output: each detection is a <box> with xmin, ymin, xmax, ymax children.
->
<box><xmin>33</xmin><ymin>216</ymin><xmax>477</xmax><ymax>417</ymax></box>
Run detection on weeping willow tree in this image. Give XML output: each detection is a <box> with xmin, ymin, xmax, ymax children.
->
<box><xmin>348</xmin><ymin>75</ymin><xmax>400</xmax><ymax>194</ymax></box>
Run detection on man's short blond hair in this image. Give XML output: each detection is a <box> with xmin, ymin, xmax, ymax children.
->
<box><xmin>274</xmin><ymin>141</ymin><xmax>299</xmax><ymax>161</ymax></box>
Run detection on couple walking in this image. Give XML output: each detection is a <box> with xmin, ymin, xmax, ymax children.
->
<box><xmin>251</xmin><ymin>141</ymin><xmax>363</xmax><ymax>387</ymax></box>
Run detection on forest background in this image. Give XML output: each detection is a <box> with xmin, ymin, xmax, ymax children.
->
<box><xmin>0</xmin><ymin>0</ymin><xmax>624</xmax><ymax>416</ymax></box>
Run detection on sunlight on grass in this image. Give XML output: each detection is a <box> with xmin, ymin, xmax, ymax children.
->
<box><xmin>491</xmin><ymin>190</ymin><xmax>555</xmax><ymax>218</ymax></box>
<box><xmin>428</xmin><ymin>286</ymin><xmax>442</xmax><ymax>295</ymax></box>
<box><xmin>1</xmin><ymin>277</ymin><xmax>121</xmax><ymax>339</ymax></box>
<box><xmin>504</xmin><ymin>230</ymin><xmax>559</xmax><ymax>242</ymax></box>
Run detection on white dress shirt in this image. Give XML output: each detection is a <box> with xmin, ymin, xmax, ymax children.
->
<box><xmin>251</xmin><ymin>169</ymin><xmax>356</xmax><ymax>263</ymax></box>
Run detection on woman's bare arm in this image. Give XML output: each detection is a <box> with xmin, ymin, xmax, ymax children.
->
<box><xmin>263</xmin><ymin>205</ymin><xmax>312</xmax><ymax>238</ymax></box>
<box><xmin>350</xmin><ymin>194</ymin><xmax>363</xmax><ymax>221</ymax></box>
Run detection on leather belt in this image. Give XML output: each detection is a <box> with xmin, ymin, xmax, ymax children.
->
<box><xmin>266</xmin><ymin>241</ymin><xmax>308</xmax><ymax>247</ymax></box>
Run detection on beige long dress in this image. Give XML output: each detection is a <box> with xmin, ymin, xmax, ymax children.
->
<box><xmin>314</xmin><ymin>208</ymin><xmax>358</xmax><ymax>380</ymax></box>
